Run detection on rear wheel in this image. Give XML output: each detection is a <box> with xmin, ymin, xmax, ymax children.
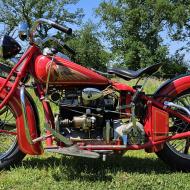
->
<box><xmin>0</xmin><ymin>103</ymin><xmax>25</xmax><ymax>169</ymax></box>
<box><xmin>156</xmin><ymin>91</ymin><xmax>190</xmax><ymax>171</ymax></box>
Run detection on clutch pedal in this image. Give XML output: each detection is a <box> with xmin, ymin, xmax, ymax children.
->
<box><xmin>45</xmin><ymin>145</ymin><xmax>100</xmax><ymax>159</ymax></box>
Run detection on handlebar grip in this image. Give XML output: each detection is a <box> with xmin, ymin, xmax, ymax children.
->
<box><xmin>63</xmin><ymin>44</ymin><xmax>76</xmax><ymax>55</ymax></box>
<box><xmin>51</xmin><ymin>23</ymin><xmax>72</xmax><ymax>35</ymax></box>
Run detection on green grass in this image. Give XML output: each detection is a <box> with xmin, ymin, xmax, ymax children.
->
<box><xmin>114</xmin><ymin>76</ymin><xmax>164</xmax><ymax>94</ymax></box>
<box><xmin>1</xmin><ymin>151</ymin><xmax>190</xmax><ymax>190</ymax></box>
<box><xmin>1</xmin><ymin>78</ymin><xmax>190</xmax><ymax>190</ymax></box>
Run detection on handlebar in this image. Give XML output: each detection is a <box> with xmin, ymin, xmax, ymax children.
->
<box><xmin>51</xmin><ymin>22</ymin><xmax>72</xmax><ymax>35</ymax></box>
<box><xmin>29</xmin><ymin>19</ymin><xmax>75</xmax><ymax>55</ymax></box>
<box><xmin>63</xmin><ymin>44</ymin><xmax>75</xmax><ymax>55</ymax></box>
<box><xmin>30</xmin><ymin>18</ymin><xmax>72</xmax><ymax>42</ymax></box>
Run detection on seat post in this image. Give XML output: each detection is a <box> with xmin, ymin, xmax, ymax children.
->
<box><xmin>130</xmin><ymin>76</ymin><xmax>149</xmax><ymax>128</ymax></box>
<box><xmin>132</xmin><ymin>76</ymin><xmax>149</xmax><ymax>102</ymax></box>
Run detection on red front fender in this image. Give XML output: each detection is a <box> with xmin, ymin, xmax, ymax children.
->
<box><xmin>0</xmin><ymin>77</ymin><xmax>43</xmax><ymax>155</ymax></box>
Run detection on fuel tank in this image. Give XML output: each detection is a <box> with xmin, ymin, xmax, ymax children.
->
<box><xmin>31</xmin><ymin>55</ymin><xmax>110</xmax><ymax>86</ymax></box>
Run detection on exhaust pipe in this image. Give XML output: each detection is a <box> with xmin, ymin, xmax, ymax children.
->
<box><xmin>164</xmin><ymin>101</ymin><xmax>190</xmax><ymax>116</ymax></box>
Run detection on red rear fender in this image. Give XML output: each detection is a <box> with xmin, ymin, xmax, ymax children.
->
<box><xmin>154</xmin><ymin>75</ymin><xmax>190</xmax><ymax>100</ymax></box>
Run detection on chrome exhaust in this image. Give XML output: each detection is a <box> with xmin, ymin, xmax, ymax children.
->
<box><xmin>164</xmin><ymin>101</ymin><xmax>190</xmax><ymax>116</ymax></box>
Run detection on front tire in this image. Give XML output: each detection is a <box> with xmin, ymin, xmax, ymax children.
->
<box><xmin>156</xmin><ymin>91</ymin><xmax>190</xmax><ymax>171</ymax></box>
<box><xmin>0</xmin><ymin>142</ymin><xmax>25</xmax><ymax>170</ymax></box>
<box><xmin>0</xmin><ymin>101</ymin><xmax>26</xmax><ymax>169</ymax></box>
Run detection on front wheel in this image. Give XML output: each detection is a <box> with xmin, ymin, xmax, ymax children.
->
<box><xmin>0</xmin><ymin>102</ymin><xmax>25</xmax><ymax>169</ymax></box>
<box><xmin>156</xmin><ymin>91</ymin><xmax>190</xmax><ymax>171</ymax></box>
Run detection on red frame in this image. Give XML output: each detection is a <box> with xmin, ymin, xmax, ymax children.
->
<box><xmin>1</xmin><ymin>43</ymin><xmax>190</xmax><ymax>154</ymax></box>
<box><xmin>0</xmin><ymin>46</ymin><xmax>39</xmax><ymax>109</ymax></box>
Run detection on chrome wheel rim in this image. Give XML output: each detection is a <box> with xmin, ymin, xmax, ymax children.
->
<box><xmin>167</xmin><ymin>93</ymin><xmax>190</xmax><ymax>157</ymax></box>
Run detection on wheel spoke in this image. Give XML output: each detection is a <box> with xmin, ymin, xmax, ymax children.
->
<box><xmin>6</xmin><ymin>114</ymin><xmax>14</xmax><ymax>122</ymax></box>
<box><xmin>167</xmin><ymin>93</ymin><xmax>190</xmax><ymax>156</ymax></box>
<box><xmin>171</xmin><ymin>140</ymin><xmax>184</xmax><ymax>150</ymax></box>
<box><xmin>0</xmin><ymin>107</ymin><xmax>8</xmax><ymax>115</ymax></box>
<box><xmin>0</xmin><ymin>129</ymin><xmax>17</xmax><ymax>135</ymax></box>
<box><xmin>3</xmin><ymin>123</ymin><xmax>16</xmax><ymax>129</ymax></box>
<box><xmin>0</xmin><ymin>105</ymin><xmax>17</xmax><ymax>159</ymax></box>
<box><xmin>184</xmin><ymin>138</ymin><xmax>190</xmax><ymax>154</ymax></box>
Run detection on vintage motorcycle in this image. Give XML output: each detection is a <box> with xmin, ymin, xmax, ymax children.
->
<box><xmin>1</xmin><ymin>18</ymin><xmax>190</xmax><ymax>171</ymax></box>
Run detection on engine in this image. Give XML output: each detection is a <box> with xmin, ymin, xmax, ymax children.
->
<box><xmin>54</xmin><ymin>87</ymin><xmax>118</xmax><ymax>140</ymax></box>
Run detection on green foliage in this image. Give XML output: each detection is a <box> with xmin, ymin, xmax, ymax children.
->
<box><xmin>66</xmin><ymin>22</ymin><xmax>111</xmax><ymax>71</ymax></box>
<box><xmin>96</xmin><ymin>0</ymin><xmax>189</xmax><ymax>75</ymax></box>
<box><xmin>161</xmin><ymin>53</ymin><xmax>188</xmax><ymax>78</ymax></box>
<box><xmin>0</xmin><ymin>57</ymin><xmax>13</xmax><ymax>66</ymax></box>
<box><xmin>0</xmin><ymin>0</ymin><xmax>84</xmax><ymax>35</ymax></box>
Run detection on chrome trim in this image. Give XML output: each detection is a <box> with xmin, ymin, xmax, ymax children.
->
<box><xmin>20</xmin><ymin>86</ymin><xmax>33</xmax><ymax>144</ymax></box>
<box><xmin>82</xmin><ymin>88</ymin><xmax>103</xmax><ymax>101</ymax></box>
<box><xmin>164</xmin><ymin>101</ymin><xmax>190</xmax><ymax>116</ymax></box>
<box><xmin>105</xmin><ymin>120</ymin><xmax>111</xmax><ymax>143</ymax></box>
<box><xmin>34</xmin><ymin>36</ymin><xmax>64</xmax><ymax>48</ymax></box>
<box><xmin>30</xmin><ymin>19</ymin><xmax>59</xmax><ymax>43</ymax></box>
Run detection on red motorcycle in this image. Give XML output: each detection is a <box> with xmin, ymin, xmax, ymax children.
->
<box><xmin>1</xmin><ymin>18</ymin><xmax>190</xmax><ymax>171</ymax></box>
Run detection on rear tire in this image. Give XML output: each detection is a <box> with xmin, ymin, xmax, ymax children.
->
<box><xmin>156</xmin><ymin>91</ymin><xmax>190</xmax><ymax>171</ymax></box>
<box><xmin>157</xmin><ymin>142</ymin><xmax>190</xmax><ymax>171</ymax></box>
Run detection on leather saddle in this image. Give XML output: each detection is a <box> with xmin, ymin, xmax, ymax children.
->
<box><xmin>107</xmin><ymin>63</ymin><xmax>162</xmax><ymax>80</ymax></box>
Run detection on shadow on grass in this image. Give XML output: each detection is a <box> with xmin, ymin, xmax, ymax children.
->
<box><xmin>20</xmin><ymin>153</ymin><xmax>171</xmax><ymax>182</ymax></box>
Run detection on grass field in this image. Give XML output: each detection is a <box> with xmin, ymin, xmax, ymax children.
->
<box><xmin>1</xmin><ymin>78</ymin><xmax>190</xmax><ymax>190</ymax></box>
<box><xmin>1</xmin><ymin>151</ymin><xmax>190</xmax><ymax>190</ymax></box>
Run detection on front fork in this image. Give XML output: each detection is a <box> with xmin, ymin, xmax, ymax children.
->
<box><xmin>20</xmin><ymin>85</ymin><xmax>53</xmax><ymax>146</ymax></box>
<box><xmin>20</xmin><ymin>85</ymin><xmax>34</xmax><ymax>144</ymax></box>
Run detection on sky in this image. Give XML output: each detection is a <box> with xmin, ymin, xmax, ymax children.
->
<box><xmin>66</xmin><ymin>0</ymin><xmax>101</xmax><ymax>26</ymax></box>
<box><xmin>71</xmin><ymin>0</ymin><xmax>100</xmax><ymax>21</ymax></box>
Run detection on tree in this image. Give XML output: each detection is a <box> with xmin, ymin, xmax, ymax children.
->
<box><xmin>0</xmin><ymin>0</ymin><xmax>84</xmax><ymax>36</ymax></box>
<box><xmin>96</xmin><ymin>0</ymin><xmax>190</xmax><ymax>75</ymax></box>
<box><xmin>161</xmin><ymin>53</ymin><xmax>188</xmax><ymax>79</ymax></box>
<box><xmin>66</xmin><ymin>22</ymin><xmax>111</xmax><ymax>71</ymax></box>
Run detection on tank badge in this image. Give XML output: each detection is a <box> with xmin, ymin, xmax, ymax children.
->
<box><xmin>55</xmin><ymin>64</ymin><xmax>89</xmax><ymax>81</ymax></box>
